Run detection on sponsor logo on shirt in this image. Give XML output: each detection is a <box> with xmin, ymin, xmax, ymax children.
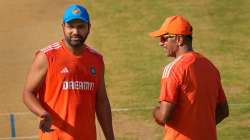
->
<box><xmin>62</xmin><ymin>81</ymin><xmax>95</xmax><ymax>91</ymax></box>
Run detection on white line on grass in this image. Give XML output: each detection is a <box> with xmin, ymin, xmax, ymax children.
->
<box><xmin>0</xmin><ymin>103</ymin><xmax>249</xmax><ymax>116</ymax></box>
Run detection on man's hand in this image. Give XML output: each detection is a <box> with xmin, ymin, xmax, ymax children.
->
<box><xmin>152</xmin><ymin>101</ymin><xmax>175</xmax><ymax>126</ymax></box>
<box><xmin>39</xmin><ymin>113</ymin><xmax>54</xmax><ymax>132</ymax></box>
<box><xmin>152</xmin><ymin>106</ymin><xmax>165</xmax><ymax>126</ymax></box>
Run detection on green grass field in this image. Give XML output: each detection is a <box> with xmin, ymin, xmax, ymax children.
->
<box><xmin>0</xmin><ymin>0</ymin><xmax>249</xmax><ymax>139</ymax></box>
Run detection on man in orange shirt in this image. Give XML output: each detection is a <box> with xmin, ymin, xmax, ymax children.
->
<box><xmin>149</xmin><ymin>16</ymin><xmax>229</xmax><ymax>140</ymax></box>
<box><xmin>22</xmin><ymin>4</ymin><xmax>115</xmax><ymax>140</ymax></box>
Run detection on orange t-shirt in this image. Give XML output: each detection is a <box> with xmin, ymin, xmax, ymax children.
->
<box><xmin>37</xmin><ymin>40</ymin><xmax>104</xmax><ymax>140</ymax></box>
<box><xmin>159</xmin><ymin>52</ymin><xmax>226</xmax><ymax>140</ymax></box>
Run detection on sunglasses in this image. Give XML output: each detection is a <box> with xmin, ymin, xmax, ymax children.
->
<box><xmin>160</xmin><ymin>34</ymin><xmax>177</xmax><ymax>42</ymax></box>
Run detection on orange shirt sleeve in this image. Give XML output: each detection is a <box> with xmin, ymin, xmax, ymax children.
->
<box><xmin>159</xmin><ymin>67</ymin><xmax>181</xmax><ymax>104</ymax></box>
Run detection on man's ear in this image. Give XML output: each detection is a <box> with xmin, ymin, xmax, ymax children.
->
<box><xmin>61</xmin><ymin>23</ymin><xmax>65</xmax><ymax>32</ymax></box>
<box><xmin>177</xmin><ymin>36</ymin><xmax>184</xmax><ymax>46</ymax></box>
<box><xmin>88</xmin><ymin>23</ymin><xmax>91</xmax><ymax>33</ymax></box>
<box><xmin>61</xmin><ymin>23</ymin><xmax>66</xmax><ymax>36</ymax></box>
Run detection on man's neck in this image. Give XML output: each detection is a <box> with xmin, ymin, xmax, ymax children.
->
<box><xmin>175</xmin><ymin>45</ymin><xmax>193</xmax><ymax>58</ymax></box>
<box><xmin>64</xmin><ymin>40</ymin><xmax>85</xmax><ymax>56</ymax></box>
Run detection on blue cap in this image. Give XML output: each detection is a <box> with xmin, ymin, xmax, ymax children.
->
<box><xmin>63</xmin><ymin>4</ymin><xmax>89</xmax><ymax>23</ymax></box>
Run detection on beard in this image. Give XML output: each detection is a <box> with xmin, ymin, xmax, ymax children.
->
<box><xmin>65</xmin><ymin>34</ymin><xmax>88</xmax><ymax>48</ymax></box>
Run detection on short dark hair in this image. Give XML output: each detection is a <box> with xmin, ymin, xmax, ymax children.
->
<box><xmin>184</xmin><ymin>35</ymin><xmax>192</xmax><ymax>42</ymax></box>
<box><xmin>180</xmin><ymin>35</ymin><xmax>192</xmax><ymax>50</ymax></box>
